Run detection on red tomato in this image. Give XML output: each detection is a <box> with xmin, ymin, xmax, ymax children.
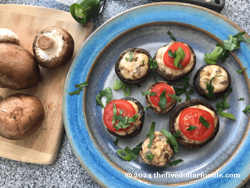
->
<box><xmin>179</xmin><ymin>108</ymin><xmax>215</xmax><ymax>141</ymax></box>
<box><xmin>149</xmin><ymin>83</ymin><xmax>175</xmax><ymax>107</ymax></box>
<box><xmin>103</xmin><ymin>100</ymin><xmax>136</xmax><ymax>132</ymax></box>
<box><xmin>163</xmin><ymin>42</ymin><xmax>191</xmax><ymax>70</ymax></box>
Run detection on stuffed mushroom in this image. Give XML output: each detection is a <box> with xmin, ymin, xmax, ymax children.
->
<box><xmin>169</xmin><ymin>99</ymin><xmax>219</xmax><ymax>149</ymax></box>
<box><xmin>140</xmin><ymin>131</ymin><xmax>173</xmax><ymax>167</ymax></box>
<box><xmin>115</xmin><ymin>48</ymin><xmax>152</xmax><ymax>85</ymax></box>
<box><xmin>33</xmin><ymin>26</ymin><xmax>74</xmax><ymax>69</ymax></box>
<box><xmin>103</xmin><ymin>97</ymin><xmax>144</xmax><ymax>139</ymax></box>
<box><xmin>145</xmin><ymin>81</ymin><xmax>177</xmax><ymax>114</ymax></box>
<box><xmin>154</xmin><ymin>41</ymin><xmax>196</xmax><ymax>81</ymax></box>
<box><xmin>194</xmin><ymin>64</ymin><xmax>231</xmax><ymax>99</ymax></box>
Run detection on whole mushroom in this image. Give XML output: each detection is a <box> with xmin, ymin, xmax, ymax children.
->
<box><xmin>0</xmin><ymin>28</ymin><xmax>20</xmax><ymax>45</ymax></box>
<box><xmin>33</xmin><ymin>26</ymin><xmax>74</xmax><ymax>69</ymax></box>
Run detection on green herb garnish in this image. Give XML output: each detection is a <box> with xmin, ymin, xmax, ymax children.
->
<box><xmin>172</xmin><ymin>131</ymin><xmax>180</xmax><ymax>138</ymax></box>
<box><xmin>161</xmin><ymin>129</ymin><xmax>179</xmax><ymax>153</ymax></box>
<box><xmin>75</xmin><ymin>81</ymin><xmax>89</xmax><ymax>88</ymax></box>
<box><xmin>113</xmin><ymin>79</ymin><xmax>124</xmax><ymax>90</ymax></box>
<box><xmin>169</xmin><ymin>159</ymin><xmax>183</xmax><ymax>166</ymax></box>
<box><xmin>186</xmin><ymin>95</ymin><xmax>191</xmax><ymax>101</ymax></box>
<box><xmin>124</xmin><ymin>143</ymin><xmax>143</xmax><ymax>161</ymax></box>
<box><xmin>147</xmin><ymin>122</ymin><xmax>155</xmax><ymax>148</ymax></box>
<box><xmin>167</xmin><ymin>31</ymin><xmax>177</xmax><ymax>41</ymax></box>
<box><xmin>199</xmin><ymin>116</ymin><xmax>210</xmax><ymax>128</ymax></box>
<box><xmin>187</xmin><ymin>125</ymin><xmax>197</xmax><ymax>131</ymax></box>
<box><xmin>176</xmin><ymin>76</ymin><xmax>190</xmax><ymax>86</ymax></box>
<box><xmin>146</xmin><ymin>153</ymin><xmax>154</xmax><ymax>161</ymax></box>
<box><xmin>113</xmin><ymin>137</ymin><xmax>120</xmax><ymax>145</ymax></box>
<box><xmin>141</xmin><ymin>91</ymin><xmax>156</xmax><ymax>96</ymax></box>
<box><xmin>243</xmin><ymin>105</ymin><xmax>250</xmax><ymax>114</ymax></box>
<box><xmin>168</xmin><ymin>47</ymin><xmax>185</xmax><ymax>69</ymax></box>
<box><xmin>236</xmin><ymin>67</ymin><xmax>247</xmax><ymax>74</ymax></box>
<box><xmin>129</xmin><ymin>52</ymin><xmax>133</xmax><ymax>61</ymax></box>
<box><xmin>125</xmin><ymin>57</ymin><xmax>128</xmax><ymax>61</ymax></box>
<box><xmin>124</xmin><ymin>147</ymin><xmax>138</xmax><ymax>160</ymax></box>
<box><xmin>206</xmin><ymin>77</ymin><xmax>216</xmax><ymax>99</ymax></box>
<box><xmin>142</xmin><ymin>60</ymin><xmax>144</xmax><ymax>65</ymax></box>
<box><xmin>96</xmin><ymin>87</ymin><xmax>113</xmax><ymax>108</ymax></box>
<box><xmin>159</xmin><ymin>89</ymin><xmax>167</xmax><ymax>110</ymax></box>
<box><xmin>68</xmin><ymin>81</ymin><xmax>88</xmax><ymax>96</ymax></box>
<box><xmin>216</xmin><ymin>75</ymin><xmax>223</xmax><ymax>77</ymax></box>
<box><xmin>148</xmin><ymin>58</ymin><xmax>158</xmax><ymax>69</ymax></box>
<box><xmin>143</xmin><ymin>105</ymin><xmax>151</xmax><ymax>111</ymax></box>
<box><xmin>116</xmin><ymin>149</ymin><xmax>132</xmax><ymax>161</ymax></box>
<box><xmin>168</xmin><ymin>94</ymin><xmax>182</xmax><ymax>102</ymax></box>
<box><xmin>122</xmin><ymin>84</ymin><xmax>131</xmax><ymax>96</ymax></box>
<box><xmin>238</xmin><ymin>98</ymin><xmax>245</xmax><ymax>101</ymax></box>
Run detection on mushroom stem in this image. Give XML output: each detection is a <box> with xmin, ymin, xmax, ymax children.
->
<box><xmin>37</xmin><ymin>35</ymin><xmax>55</xmax><ymax>50</ymax></box>
<box><xmin>0</xmin><ymin>95</ymin><xmax>3</xmax><ymax>103</ymax></box>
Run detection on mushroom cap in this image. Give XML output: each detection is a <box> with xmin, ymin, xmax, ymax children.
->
<box><xmin>0</xmin><ymin>28</ymin><xmax>20</xmax><ymax>45</ymax></box>
<box><xmin>0</xmin><ymin>43</ymin><xmax>40</xmax><ymax>90</ymax></box>
<box><xmin>0</xmin><ymin>93</ymin><xmax>45</xmax><ymax>140</ymax></box>
<box><xmin>33</xmin><ymin>26</ymin><xmax>74</xmax><ymax>69</ymax></box>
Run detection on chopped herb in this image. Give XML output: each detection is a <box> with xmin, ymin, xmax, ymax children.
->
<box><xmin>142</xmin><ymin>60</ymin><xmax>144</xmax><ymax>65</ymax></box>
<box><xmin>146</xmin><ymin>153</ymin><xmax>154</xmax><ymax>161</ymax></box>
<box><xmin>199</xmin><ymin>116</ymin><xmax>210</xmax><ymax>128</ymax></box>
<box><xmin>113</xmin><ymin>137</ymin><xmax>120</xmax><ymax>145</ymax></box>
<box><xmin>238</xmin><ymin>97</ymin><xmax>245</xmax><ymax>101</ymax></box>
<box><xmin>154</xmin><ymin>76</ymin><xmax>157</xmax><ymax>83</ymax></box>
<box><xmin>68</xmin><ymin>81</ymin><xmax>88</xmax><ymax>96</ymax></box>
<box><xmin>113</xmin><ymin>79</ymin><xmax>124</xmax><ymax>90</ymax></box>
<box><xmin>187</xmin><ymin>125</ymin><xmax>197</xmax><ymax>131</ymax></box>
<box><xmin>159</xmin><ymin>89</ymin><xmax>167</xmax><ymax>110</ymax></box>
<box><xmin>243</xmin><ymin>105</ymin><xmax>250</xmax><ymax>114</ymax></box>
<box><xmin>236</xmin><ymin>67</ymin><xmax>247</xmax><ymax>74</ymax></box>
<box><xmin>206</xmin><ymin>77</ymin><xmax>216</xmax><ymax>99</ymax></box>
<box><xmin>186</xmin><ymin>95</ymin><xmax>191</xmax><ymax>101</ymax></box>
<box><xmin>168</xmin><ymin>47</ymin><xmax>185</xmax><ymax>69</ymax></box>
<box><xmin>168</xmin><ymin>49</ymin><xmax>176</xmax><ymax>59</ymax></box>
<box><xmin>146</xmin><ymin>122</ymin><xmax>155</xmax><ymax>148</ymax></box>
<box><xmin>167</xmin><ymin>31</ymin><xmax>177</xmax><ymax>41</ymax></box>
<box><xmin>218</xmin><ymin>111</ymin><xmax>236</xmax><ymax>120</ymax></box>
<box><xmin>112</xmin><ymin>103</ymin><xmax>117</xmax><ymax>124</ymax></box>
<box><xmin>122</xmin><ymin>84</ymin><xmax>131</xmax><ymax>96</ymax></box>
<box><xmin>75</xmin><ymin>81</ymin><xmax>88</xmax><ymax>88</ymax></box>
<box><xmin>148</xmin><ymin>58</ymin><xmax>158</xmax><ymax>69</ymax></box>
<box><xmin>176</xmin><ymin>76</ymin><xmax>190</xmax><ymax>86</ymax></box>
<box><xmin>124</xmin><ymin>147</ymin><xmax>138</xmax><ymax>160</ymax></box>
<box><xmin>172</xmin><ymin>131</ymin><xmax>180</xmax><ymax>138</ymax></box>
<box><xmin>141</xmin><ymin>90</ymin><xmax>156</xmax><ymax>96</ymax></box>
<box><xmin>129</xmin><ymin>52</ymin><xmax>133</xmax><ymax>61</ymax></box>
<box><xmin>184</xmin><ymin>86</ymin><xmax>194</xmax><ymax>94</ymax></box>
<box><xmin>143</xmin><ymin>105</ymin><xmax>151</xmax><ymax>111</ymax></box>
<box><xmin>116</xmin><ymin>149</ymin><xmax>132</xmax><ymax>161</ymax></box>
<box><xmin>216</xmin><ymin>75</ymin><xmax>223</xmax><ymax>77</ymax></box>
<box><xmin>125</xmin><ymin>57</ymin><xmax>128</xmax><ymax>61</ymax></box>
<box><xmin>168</xmin><ymin>94</ymin><xmax>182</xmax><ymax>102</ymax></box>
<box><xmin>174</xmin><ymin>87</ymin><xmax>187</xmax><ymax>96</ymax></box>
<box><xmin>161</xmin><ymin>129</ymin><xmax>179</xmax><ymax>153</ymax></box>
<box><xmin>96</xmin><ymin>87</ymin><xmax>113</xmax><ymax>108</ymax></box>
<box><xmin>203</xmin><ymin>47</ymin><xmax>223</xmax><ymax>65</ymax></box>
<box><xmin>169</xmin><ymin>159</ymin><xmax>183</xmax><ymax>166</ymax></box>
<box><xmin>124</xmin><ymin>143</ymin><xmax>143</xmax><ymax>161</ymax></box>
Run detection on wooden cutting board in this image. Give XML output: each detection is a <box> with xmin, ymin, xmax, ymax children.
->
<box><xmin>0</xmin><ymin>4</ymin><xmax>93</xmax><ymax>164</ymax></box>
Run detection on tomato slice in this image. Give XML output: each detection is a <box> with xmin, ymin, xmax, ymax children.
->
<box><xmin>179</xmin><ymin>108</ymin><xmax>215</xmax><ymax>141</ymax></box>
<box><xmin>103</xmin><ymin>100</ymin><xmax>136</xmax><ymax>132</ymax></box>
<box><xmin>149</xmin><ymin>83</ymin><xmax>174</xmax><ymax>107</ymax></box>
<box><xmin>163</xmin><ymin>42</ymin><xmax>191</xmax><ymax>70</ymax></box>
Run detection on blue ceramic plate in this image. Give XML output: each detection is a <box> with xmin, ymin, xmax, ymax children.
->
<box><xmin>63</xmin><ymin>3</ymin><xmax>250</xmax><ymax>188</ymax></box>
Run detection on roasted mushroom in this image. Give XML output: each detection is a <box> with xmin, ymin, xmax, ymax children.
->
<box><xmin>145</xmin><ymin>81</ymin><xmax>177</xmax><ymax>114</ymax></box>
<box><xmin>33</xmin><ymin>26</ymin><xmax>74</xmax><ymax>69</ymax></box>
<box><xmin>140</xmin><ymin>131</ymin><xmax>173</xmax><ymax>167</ymax></box>
<box><xmin>154</xmin><ymin>41</ymin><xmax>196</xmax><ymax>81</ymax></box>
<box><xmin>115</xmin><ymin>48</ymin><xmax>152</xmax><ymax>85</ymax></box>
<box><xmin>0</xmin><ymin>93</ymin><xmax>45</xmax><ymax>140</ymax></box>
<box><xmin>103</xmin><ymin>97</ymin><xmax>144</xmax><ymax>139</ymax></box>
<box><xmin>0</xmin><ymin>28</ymin><xmax>20</xmax><ymax>45</ymax></box>
<box><xmin>194</xmin><ymin>64</ymin><xmax>231</xmax><ymax>99</ymax></box>
<box><xmin>169</xmin><ymin>99</ymin><xmax>219</xmax><ymax>149</ymax></box>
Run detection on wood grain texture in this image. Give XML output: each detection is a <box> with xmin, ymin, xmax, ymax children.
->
<box><xmin>0</xmin><ymin>4</ymin><xmax>93</xmax><ymax>164</ymax></box>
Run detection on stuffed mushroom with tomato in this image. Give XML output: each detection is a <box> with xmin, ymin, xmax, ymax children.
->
<box><xmin>103</xmin><ymin>97</ymin><xmax>144</xmax><ymax>139</ymax></box>
<box><xmin>194</xmin><ymin>64</ymin><xmax>231</xmax><ymax>99</ymax></box>
<box><xmin>115</xmin><ymin>48</ymin><xmax>152</xmax><ymax>85</ymax></box>
<box><xmin>169</xmin><ymin>99</ymin><xmax>219</xmax><ymax>149</ymax></box>
<box><xmin>154</xmin><ymin>41</ymin><xmax>196</xmax><ymax>81</ymax></box>
<box><xmin>145</xmin><ymin>81</ymin><xmax>177</xmax><ymax>114</ymax></box>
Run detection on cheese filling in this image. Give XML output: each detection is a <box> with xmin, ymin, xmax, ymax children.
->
<box><xmin>174</xmin><ymin>105</ymin><xmax>218</xmax><ymax>144</ymax></box>
<box><xmin>141</xmin><ymin>131</ymin><xmax>173</xmax><ymax>166</ymax></box>
<box><xmin>156</xmin><ymin>41</ymin><xmax>195</xmax><ymax>77</ymax></box>
<box><xmin>199</xmin><ymin>65</ymin><xmax>229</xmax><ymax>94</ymax></box>
<box><xmin>119</xmin><ymin>52</ymin><xmax>149</xmax><ymax>80</ymax></box>
<box><xmin>112</xmin><ymin>100</ymin><xmax>141</xmax><ymax>136</ymax></box>
<box><xmin>34</xmin><ymin>29</ymin><xmax>64</xmax><ymax>61</ymax></box>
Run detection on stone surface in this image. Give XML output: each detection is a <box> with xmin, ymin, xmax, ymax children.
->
<box><xmin>0</xmin><ymin>0</ymin><xmax>249</xmax><ymax>187</ymax></box>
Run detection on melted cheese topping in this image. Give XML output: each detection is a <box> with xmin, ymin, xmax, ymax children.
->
<box><xmin>156</xmin><ymin>41</ymin><xmax>195</xmax><ymax>77</ymax></box>
<box><xmin>119</xmin><ymin>52</ymin><xmax>149</xmax><ymax>80</ymax></box>
<box><xmin>34</xmin><ymin>29</ymin><xmax>64</xmax><ymax>61</ymax></box>
<box><xmin>113</xmin><ymin>100</ymin><xmax>141</xmax><ymax>136</ymax></box>
<box><xmin>141</xmin><ymin>131</ymin><xmax>173</xmax><ymax>166</ymax></box>
<box><xmin>199</xmin><ymin>65</ymin><xmax>229</xmax><ymax>94</ymax></box>
<box><xmin>0</xmin><ymin>28</ymin><xmax>19</xmax><ymax>43</ymax></box>
<box><xmin>174</xmin><ymin>105</ymin><xmax>218</xmax><ymax>144</ymax></box>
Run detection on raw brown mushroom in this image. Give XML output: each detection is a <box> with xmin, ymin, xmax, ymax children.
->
<box><xmin>0</xmin><ymin>28</ymin><xmax>20</xmax><ymax>45</ymax></box>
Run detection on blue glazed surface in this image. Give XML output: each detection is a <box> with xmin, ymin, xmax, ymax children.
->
<box><xmin>63</xmin><ymin>3</ymin><xmax>250</xmax><ymax>188</ymax></box>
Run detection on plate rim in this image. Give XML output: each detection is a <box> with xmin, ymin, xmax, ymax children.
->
<box><xmin>63</xmin><ymin>2</ymin><xmax>250</xmax><ymax>188</ymax></box>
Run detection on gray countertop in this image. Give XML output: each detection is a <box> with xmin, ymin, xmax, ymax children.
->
<box><xmin>0</xmin><ymin>0</ymin><xmax>250</xmax><ymax>187</ymax></box>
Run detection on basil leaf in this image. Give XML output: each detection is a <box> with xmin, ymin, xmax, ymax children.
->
<box><xmin>68</xmin><ymin>88</ymin><xmax>83</xmax><ymax>96</ymax></box>
<box><xmin>236</xmin><ymin>67</ymin><xmax>247</xmax><ymax>74</ymax></box>
<box><xmin>124</xmin><ymin>147</ymin><xmax>138</xmax><ymax>160</ymax></box>
<box><xmin>167</xmin><ymin>31</ymin><xmax>177</xmax><ymax>41</ymax></box>
<box><xmin>206</xmin><ymin>77</ymin><xmax>216</xmax><ymax>99</ymax></box>
<box><xmin>113</xmin><ymin>137</ymin><xmax>120</xmax><ymax>146</ymax></box>
<box><xmin>168</xmin><ymin>94</ymin><xmax>182</xmax><ymax>102</ymax></box>
<box><xmin>148</xmin><ymin>58</ymin><xmax>158</xmax><ymax>69</ymax></box>
<box><xmin>173</xmin><ymin>47</ymin><xmax>185</xmax><ymax>68</ymax></box>
<box><xmin>122</xmin><ymin>84</ymin><xmax>131</xmax><ymax>96</ymax></box>
<box><xmin>160</xmin><ymin>129</ymin><xmax>179</xmax><ymax>153</ymax></box>
<box><xmin>147</xmin><ymin>122</ymin><xmax>155</xmax><ymax>148</ymax></box>
<box><xmin>168</xmin><ymin>49</ymin><xmax>176</xmax><ymax>58</ymax></box>
<box><xmin>169</xmin><ymin>159</ymin><xmax>183</xmax><ymax>166</ymax></box>
<box><xmin>96</xmin><ymin>87</ymin><xmax>113</xmax><ymax>108</ymax></box>
<box><xmin>116</xmin><ymin>149</ymin><xmax>132</xmax><ymax>161</ymax></box>
<box><xmin>75</xmin><ymin>81</ymin><xmax>88</xmax><ymax>88</ymax></box>
<box><xmin>243</xmin><ymin>105</ymin><xmax>250</xmax><ymax>114</ymax></box>
<box><xmin>129</xmin><ymin>52</ymin><xmax>133</xmax><ymax>61</ymax></box>
<box><xmin>159</xmin><ymin>89</ymin><xmax>167</xmax><ymax>110</ymax></box>
<box><xmin>113</xmin><ymin>79</ymin><xmax>124</xmax><ymax>90</ymax></box>
<box><xmin>143</xmin><ymin>105</ymin><xmax>151</xmax><ymax>112</ymax></box>
<box><xmin>187</xmin><ymin>125</ymin><xmax>197</xmax><ymax>131</ymax></box>
<box><xmin>238</xmin><ymin>98</ymin><xmax>245</xmax><ymax>101</ymax></box>
<box><xmin>127</xmin><ymin>114</ymin><xmax>139</xmax><ymax>123</ymax></box>
<box><xmin>146</xmin><ymin>153</ymin><xmax>154</xmax><ymax>161</ymax></box>
<box><xmin>218</xmin><ymin>110</ymin><xmax>236</xmax><ymax>120</ymax></box>
<box><xmin>186</xmin><ymin>95</ymin><xmax>191</xmax><ymax>101</ymax></box>
<box><xmin>199</xmin><ymin>116</ymin><xmax>210</xmax><ymax>128</ymax></box>
<box><xmin>141</xmin><ymin>91</ymin><xmax>156</xmax><ymax>96</ymax></box>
